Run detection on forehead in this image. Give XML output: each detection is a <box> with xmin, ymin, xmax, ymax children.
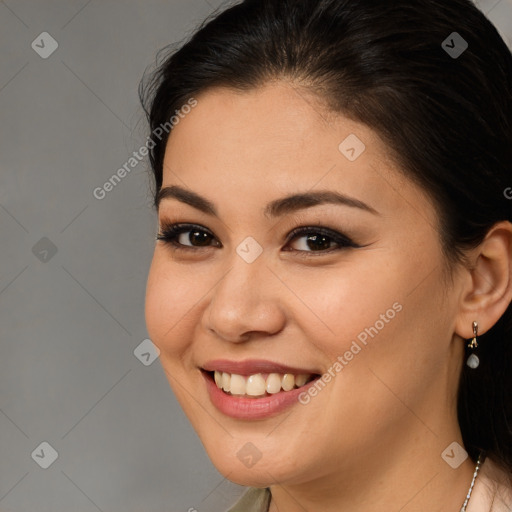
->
<box><xmin>166</xmin><ymin>84</ymin><xmax>385</xmax><ymax>175</ymax></box>
<box><xmin>161</xmin><ymin>82</ymin><xmax>434</xmax><ymax>227</ymax></box>
<box><xmin>166</xmin><ymin>82</ymin><xmax>388</xmax><ymax>160</ymax></box>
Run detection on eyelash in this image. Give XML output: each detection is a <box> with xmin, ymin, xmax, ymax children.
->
<box><xmin>155</xmin><ymin>222</ymin><xmax>360</xmax><ymax>256</ymax></box>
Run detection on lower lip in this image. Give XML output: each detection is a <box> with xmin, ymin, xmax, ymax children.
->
<box><xmin>202</xmin><ymin>371</ymin><xmax>319</xmax><ymax>420</ymax></box>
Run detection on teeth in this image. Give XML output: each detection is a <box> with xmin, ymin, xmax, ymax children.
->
<box><xmin>281</xmin><ymin>373</ymin><xmax>295</xmax><ymax>391</ymax></box>
<box><xmin>221</xmin><ymin>372</ymin><xmax>231</xmax><ymax>392</ymax></box>
<box><xmin>246</xmin><ymin>374</ymin><xmax>266</xmax><ymax>396</ymax></box>
<box><xmin>213</xmin><ymin>371</ymin><xmax>314</xmax><ymax>396</ymax></box>
<box><xmin>295</xmin><ymin>374</ymin><xmax>308</xmax><ymax>387</ymax></box>
<box><xmin>230</xmin><ymin>374</ymin><xmax>246</xmax><ymax>395</ymax></box>
<box><xmin>266</xmin><ymin>373</ymin><xmax>282</xmax><ymax>394</ymax></box>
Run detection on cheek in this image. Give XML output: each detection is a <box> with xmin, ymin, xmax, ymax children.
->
<box><xmin>144</xmin><ymin>255</ymin><xmax>200</xmax><ymax>356</ymax></box>
<box><xmin>283</xmin><ymin>258</ymin><xmax>405</xmax><ymax>356</ymax></box>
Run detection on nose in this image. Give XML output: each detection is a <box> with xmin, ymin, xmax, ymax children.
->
<box><xmin>201</xmin><ymin>254</ymin><xmax>287</xmax><ymax>343</ymax></box>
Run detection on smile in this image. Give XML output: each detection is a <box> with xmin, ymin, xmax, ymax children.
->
<box><xmin>212</xmin><ymin>370</ymin><xmax>316</xmax><ymax>397</ymax></box>
<box><xmin>200</xmin><ymin>360</ymin><xmax>322</xmax><ymax>419</ymax></box>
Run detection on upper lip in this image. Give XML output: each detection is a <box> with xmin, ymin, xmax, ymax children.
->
<box><xmin>201</xmin><ymin>359</ymin><xmax>320</xmax><ymax>376</ymax></box>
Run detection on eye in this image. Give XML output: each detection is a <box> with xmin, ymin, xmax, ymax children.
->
<box><xmin>155</xmin><ymin>223</ymin><xmax>360</xmax><ymax>254</ymax></box>
<box><xmin>284</xmin><ymin>226</ymin><xmax>359</xmax><ymax>254</ymax></box>
<box><xmin>156</xmin><ymin>223</ymin><xmax>221</xmax><ymax>251</ymax></box>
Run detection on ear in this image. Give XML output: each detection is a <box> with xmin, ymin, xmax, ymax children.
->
<box><xmin>454</xmin><ymin>220</ymin><xmax>512</xmax><ymax>339</ymax></box>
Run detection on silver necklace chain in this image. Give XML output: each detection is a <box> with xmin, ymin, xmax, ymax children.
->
<box><xmin>460</xmin><ymin>453</ymin><xmax>484</xmax><ymax>512</ymax></box>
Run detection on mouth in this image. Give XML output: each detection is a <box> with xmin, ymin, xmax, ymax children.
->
<box><xmin>202</xmin><ymin>369</ymin><xmax>319</xmax><ymax>398</ymax></box>
<box><xmin>200</xmin><ymin>359</ymin><xmax>323</xmax><ymax>419</ymax></box>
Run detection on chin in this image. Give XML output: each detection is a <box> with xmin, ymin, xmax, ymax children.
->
<box><xmin>211</xmin><ymin>457</ymin><xmax>278</xmax><ymax>487</ymax></box>
<box><xmin>202</xmin><ymin>439</ymin><xmax>301</xmax><ymax>487</ymax></box>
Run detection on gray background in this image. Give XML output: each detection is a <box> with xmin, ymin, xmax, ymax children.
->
<box><xmin>0</xmin><ymin>1</ymin><xmax>511</xmax><ymax>511</ymax></box>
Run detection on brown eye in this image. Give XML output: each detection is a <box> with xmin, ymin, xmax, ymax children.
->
<box><xmin>156</xmin><ymin>223</ymin><xmax>221</xmax><ymax>250</ymax></box>
<box><xmin>285</xmin><ymin>226</ymin><xmax>358</xmax><ymax>254</ymax></box>
<box><xmin>180</xmin><ymin>229</ymin><xmax>214</xmax><ymax>247</ymax></box>
<box><xmin>288</xmin><ymin>233</ymin><xmax>337</xmax><ymax>252</ymax></box>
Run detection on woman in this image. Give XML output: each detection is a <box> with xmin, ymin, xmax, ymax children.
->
<box><xmin>140</xmin><ymin>0</ymin><xmax>512</xmax><ymax>510</ymax></box>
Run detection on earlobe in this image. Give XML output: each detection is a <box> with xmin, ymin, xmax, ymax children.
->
<box><xmin>454</xmin><ymin>220</ymin><xmax>512</xmax><ymax>339</ymax></box>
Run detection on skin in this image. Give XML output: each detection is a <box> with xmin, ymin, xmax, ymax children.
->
<box><xmin>144</xmin><ymin>81</ymin><xmax>512</xmax><ymax>512</ymax></box>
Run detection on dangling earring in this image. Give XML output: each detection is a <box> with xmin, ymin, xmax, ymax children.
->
<box><xmin>466</xmin><ymin>321</ymin><xmax>480</xmax><ymax>369</ymax></box>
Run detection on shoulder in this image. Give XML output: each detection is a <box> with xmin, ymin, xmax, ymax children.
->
<box><xmin>468</xmin><ymin>456</ymin><xmax>512</xmax><ymax>512</ymax></box>
<box><xmin>225</xmin><ymin>487</ymin><xmax>271</xmax><ymax>512</ymax></box>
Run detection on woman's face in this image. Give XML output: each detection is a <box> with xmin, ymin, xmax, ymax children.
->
<box><xmin>145</xmin><ymin>82</ymin><xmax>465</xmax><ymax>487</ymax></box>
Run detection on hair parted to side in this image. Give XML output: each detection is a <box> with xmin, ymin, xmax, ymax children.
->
<box><xmin>139</xmin><ymin>0</ymin><xmax>512</xmax><ymax>473</ymax></box>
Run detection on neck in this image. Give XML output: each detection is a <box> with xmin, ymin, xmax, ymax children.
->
<box><xmin>268</xmin><ymin>418</ymin><xmax>476</xmax><ymax>512</ymax></box>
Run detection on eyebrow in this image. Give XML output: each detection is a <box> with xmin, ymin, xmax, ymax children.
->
<box><xmin>155</xmin><ymin>185</ymin><xmax>379</xmax><ymax>217</ymax></box>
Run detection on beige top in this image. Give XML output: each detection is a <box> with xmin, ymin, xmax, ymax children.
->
<box><xmin>226</xmin><ymin>457</ymin><xmax>512</xmax><ymax>512</ymax></box>
<box><xmin>226</xmin><ymin>487</ymin><xmax>270</xmax><ymax>512</ymax></box>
